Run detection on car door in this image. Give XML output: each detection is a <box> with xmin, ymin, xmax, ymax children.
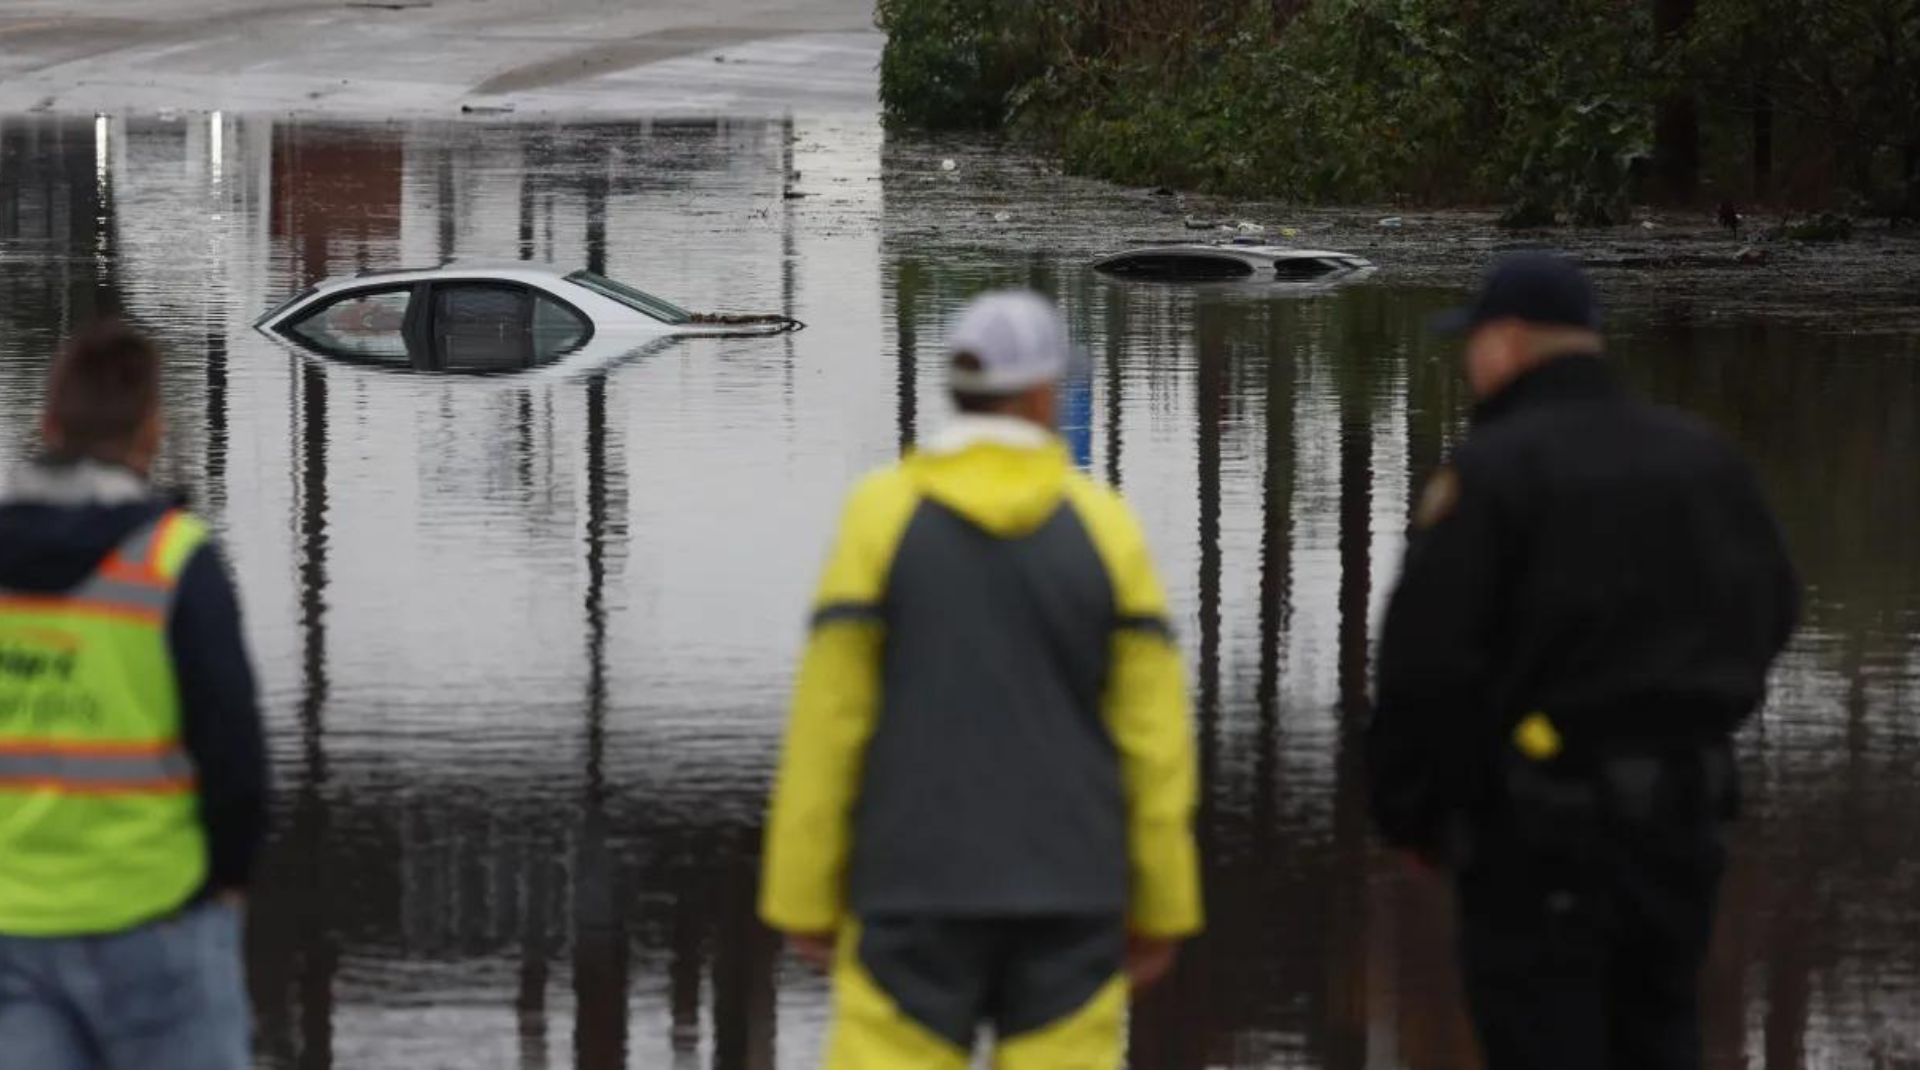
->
<box><xmin>430</xmin><ymin>281</ymin><xmax>534</xmax><ymax>372</ymax></box>
<box><xmin>429</xmin><ymin>281</ymin><xmax>592</xmax><ymax>373</ymax></box>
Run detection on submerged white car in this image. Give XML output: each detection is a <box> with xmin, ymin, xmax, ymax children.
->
<box><xmin>1093</xmin><ymin>242</ymin><xmax>1376</xmax><ymax>284</ymax></box>
<box><xmin>254</xmin><ymin>262</ymin><xmax>800</xmax><ymax>375</ymax></box>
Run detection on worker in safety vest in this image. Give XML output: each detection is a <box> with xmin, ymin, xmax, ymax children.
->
<box><xmin>760</xmin><ymin>290</ymin><xmax>1202</xmax><ymax>1068</ymax></box>
<box><xmin>0</xmin><ymin>323</ymin><xmax>267</xmax><ymax>1068</ymax></box>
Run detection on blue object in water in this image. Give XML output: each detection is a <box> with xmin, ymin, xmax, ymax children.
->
<box><xmin>1062</xmin><ymin>370</ymin><xmax>1094</xmax><ymax>471</ymax></box>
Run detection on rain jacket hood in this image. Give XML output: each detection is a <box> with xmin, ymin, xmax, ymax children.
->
<box><xmin>902</xmin><ymin>416</ymin><xmax>1071</xmax><ymax>538</ymax></box>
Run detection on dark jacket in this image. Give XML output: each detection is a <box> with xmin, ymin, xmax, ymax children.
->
<box><xmin>0</xmin><ymin>458</ymin><xmax>268</xmax><ymax>897</ymax></box>
<box><xmin>1368</xmin><ymin>354</ymin><xmax>1800</xmax><ymax>854</ymax></box>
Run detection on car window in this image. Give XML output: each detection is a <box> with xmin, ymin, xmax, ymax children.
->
<box><xmin>532</xmin><ymin>295</ymin><xmax>589</xmax><ymax>357</ymax></box>
<box><xmin>288</xmin><ymin>288</ymin><xmax>414</xmax><ymax>359</ymax></box>
<box><xmin>433</xmin><ymin>284</ymin><xmax>533</xmax><ymax>371</ymax></box>
<box><xmin>1099</xmin><ymin>254</ymin><xmax>1252</xmax><ymax>280</ymax></box>
<box><xmin>563</xmin><ymin>270</ymin><xmax>690</xmax><ymax>324</ymax></box>
<box><xmin>437</xmin><ymin>283</ymin><xmax>529</xmax><ymax>337</ymax></box>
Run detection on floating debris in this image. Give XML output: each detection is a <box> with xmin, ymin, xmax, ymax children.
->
<box><xmin>1779</xmin><ymin>213</ymin><xmax>1854</xmax><ymax>242</ymax></box>
<box><xmin>940</xmin><ymin>159</ymin><xmax>958</xmax><ymax>172</ymax></box>
<box><xmin>1378</xmin><ymin>216</ymin><xmax>1405</xmax><ymax>229</ymax></box>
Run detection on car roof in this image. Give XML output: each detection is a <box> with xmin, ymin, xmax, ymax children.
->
<box><xmin>1106</xmin><ymin>243</ymin><xmax>1369</xmax><ymax>261</ymax></box>
<box><xmin>308</xmin><ymin>261</ymin><xmax>580</xmax><ymax>291</ymax></box>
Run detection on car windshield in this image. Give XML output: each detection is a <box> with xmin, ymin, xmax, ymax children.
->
<box><xmin>563</xmin><ymin>270</ymin><xmax>691</xmax><ymax>325</ymax></box>
<box><xmin>259</xmin><ymin>283</ymin><xmax>321</xmax><ymax>326</ymax></box>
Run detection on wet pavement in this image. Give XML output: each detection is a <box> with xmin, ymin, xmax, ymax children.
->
<box><xmin>0</xmin><ymin>0</ymin><xmax>879</xmax><ymax>117</ymax></box>
<box><xmin>1</xmin><ymin>110</ymin><xmax>1917</xmax><ymax>1068</ymax></box>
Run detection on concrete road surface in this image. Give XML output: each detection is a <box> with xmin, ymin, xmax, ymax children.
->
<box><xmin>0</xmin><ymin>0</ymin><xmax>880</xmax><ymax>116</ymax></box>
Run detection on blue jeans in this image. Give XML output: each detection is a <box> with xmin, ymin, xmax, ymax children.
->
<box><xmin>0</xmin><ymin>900</ymin><xmax>250</xmax><ymax>1068</ymax></box>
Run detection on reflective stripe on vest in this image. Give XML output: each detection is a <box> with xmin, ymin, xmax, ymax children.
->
<box><xmin>0</xmin><ymin>509</ymin><xmax>211</xmax><ymax>936</ymax></box>
<box><xmin>0</xmin><ymin>738</ymin><xmax>196</xmax><ymax>793</ymax></box>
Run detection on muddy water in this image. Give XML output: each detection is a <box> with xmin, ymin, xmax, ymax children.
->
<box><xmin>1</xmin><ymin>113</ymin><xmax>1916</xmax><ymax>1068</ymax></box>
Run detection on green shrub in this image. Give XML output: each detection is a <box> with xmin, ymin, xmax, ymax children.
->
<box><xmin>876</xmin><ymin>0</ymin><xmax>1056</xmax><ymax>130</ymax></box>
<box><xmin>879</xmin><ymin>0</ymin><xmax>1900</xmax><ymax>218</ymax></box>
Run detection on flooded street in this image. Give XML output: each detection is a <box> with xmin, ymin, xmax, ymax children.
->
<box><xmin>1</xmin><ymin>109</ymin><xmax>1917</xmax><ymax>1068</ymax></box>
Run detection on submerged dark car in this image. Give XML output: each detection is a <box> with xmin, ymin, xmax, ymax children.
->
<box><xmin>1093</xmin><ymin>242</ymin><xmax>1376</xmax><ymax>283</ymax></box>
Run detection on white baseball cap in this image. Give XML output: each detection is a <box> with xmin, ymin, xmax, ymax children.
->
<box><xmin>945</xmin><ymin>290</ymin><xmax>1081</xmax><ymax>395</ymax></box>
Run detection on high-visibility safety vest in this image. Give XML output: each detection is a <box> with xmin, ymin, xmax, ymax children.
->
<box><xmin>0</xmin><ymin>509</ymin><xmax>211</xmax><ymax>936</ymax></box>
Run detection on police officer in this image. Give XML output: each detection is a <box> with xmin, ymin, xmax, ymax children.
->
<box><xmin>760</xmin><ymin>290</ymin><xmax>1202</xmax><ymax>1068</ymax></box>
<box><xmin>0</xmin><ymin>323</ymin><xmax>267</xmax><ymax>1067</ymax></box>
<box><xmin>1368</xmin><ymin>254</ymin><xmax>1799</xmax><ymax>1067</ymax></box>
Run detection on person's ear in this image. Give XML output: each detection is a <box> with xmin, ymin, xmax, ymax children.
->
<box><xmin>1026</xmin><ymin>382</ymin><xmax>1060</xmax><ymax>430</ymax></box>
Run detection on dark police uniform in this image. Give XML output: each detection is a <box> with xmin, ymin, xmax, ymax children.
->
<box><xmin>1369</xmin><ymin>347</ymin><xmax>1800</xmax><ymax>1068</ymax></box>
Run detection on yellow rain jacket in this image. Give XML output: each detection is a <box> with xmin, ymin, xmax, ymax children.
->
<box><xmin>761</xmin><ymin>416</ymin><xmax>1202</xmax><ymax>939</ymax></box>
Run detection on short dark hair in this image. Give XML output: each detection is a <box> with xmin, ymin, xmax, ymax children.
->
<box><xmin>45</xmin><ymin>321</ymin><xmax>162</xmax><ymax>459</ymax></box>
<box><xmin>951</xmin><ymin>388</ymin><xmax>1021</xmax><ymax>415</ymax></box>
<box><xmin>949</xmin><ymin>350</ymin><xmax>1019</xmax><ymax>415</ymax></box>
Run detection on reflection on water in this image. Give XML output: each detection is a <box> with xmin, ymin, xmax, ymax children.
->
<box><xmin>1</xmin><ymin>112</ymin><xmax>1916</xmax><ymax>1068</ymax></box>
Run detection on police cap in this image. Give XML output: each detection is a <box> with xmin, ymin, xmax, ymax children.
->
<box><xmin>1431</xmin><ymin>252</ymin><xmax>1601</xmax><ymax>336</ymax></box>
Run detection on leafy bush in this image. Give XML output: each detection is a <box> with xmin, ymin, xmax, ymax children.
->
<box><xmin>1691</xmin><ymin>0</ymin><xmax>1920</xmax><ymax>214</ymax></box>
<box><xmin>878</xmin><ymin>0</ymin><xmax>1907</xmax><ymax>218</ymax></box>
<box><xmin>876</xmin><ymin>0</ymin><xmax>1057</xmax><ymax>130</ymax></box>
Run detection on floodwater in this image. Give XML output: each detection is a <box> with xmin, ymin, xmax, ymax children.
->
<box><xmin>1</xmin><ymin>112</ymin><xmax>1917</xmax><ymax>1069</ymax></box>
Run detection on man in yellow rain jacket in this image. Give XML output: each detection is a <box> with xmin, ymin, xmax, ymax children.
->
<box><xmin>760</xmin><ymin>290</ymin><xmax>1201</xmax><ymax>1068</ymax></box>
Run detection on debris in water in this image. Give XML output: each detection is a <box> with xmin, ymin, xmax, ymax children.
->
<box><xmin>783</xmin><ymin>189</ymin><xmax>808</xmax><ymax>200</ymax></box>
<box><xmin>1641</xmin><ymin>220</ymin><xmax>1657</xmax><ymax>230</ymax></box>
<box><xmin>29</xmin><ymin>96</ymin><xmax>55</xmax><ymax>113</ymax></box>
<box><xmin>993</xmin><ymin>211</ymin><xmax>1012</xmax><ymax>223</ymax></box>
<box><xmin>1378</xmin><ymin>216</ymin><xmax>1405</xmax><ymax>228</ymax></box>
<box><xmin>1236</xmin><ymin>221</ymin><xmax>1265</xmax><ymax>234</ymax></box>
<box><xmin>461</xmin><ymin>104</ymin><xmax>515</xmax><ymax>115</ymax></box>
<box><xmin>1777</xmin><ymin>213</ymin><xmax>1854</xmax><ymax>242</ymax></box>
<box><xmin>940</xmin><ymin>159</ymin><xmax>958</xmax><ymax>172</ymax></box>
<box><xmin>1279</xmin><ymin>226</ymin><xmax>1300</xmax><ymax>238</ymax></box>
<box><xmin>1183</xmin><ymin>215</ymin><xmax>1220</xmax><ymax>230</ymax></box>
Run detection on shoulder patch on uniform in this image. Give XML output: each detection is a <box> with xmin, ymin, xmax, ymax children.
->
<box><xmin>1414</xmin><ymin>466</ymin><xmax>1460</xmax><ymax>530</ymax></box>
